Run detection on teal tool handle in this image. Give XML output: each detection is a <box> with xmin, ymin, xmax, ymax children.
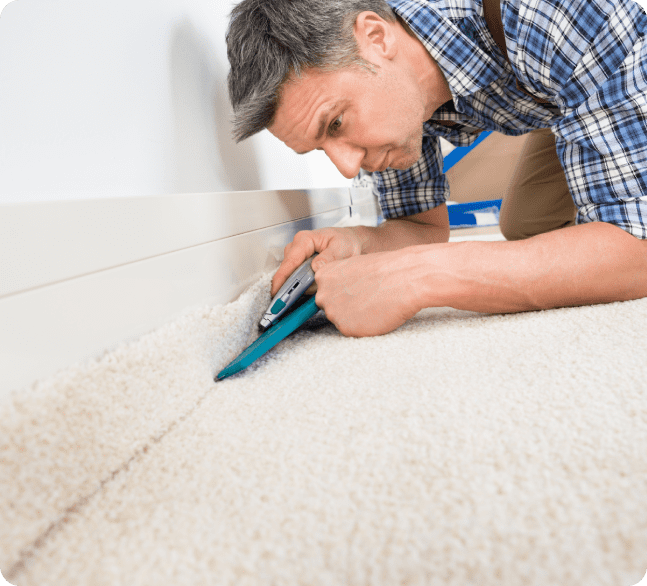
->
<box><xmin>216</xmin><ymin>296</ymin><xmax>319</xmax><ymax>380</ymax></box>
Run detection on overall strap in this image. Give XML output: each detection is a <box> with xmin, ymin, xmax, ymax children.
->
<box><xmin>482</xmin><ymin>0</ymin><xmax>508</xmax><ymax>61</ymax></box>
<box><xmin>481</xmin><ymin>0</ymin><xmax>550</xmax><ymax>104</ymax></box>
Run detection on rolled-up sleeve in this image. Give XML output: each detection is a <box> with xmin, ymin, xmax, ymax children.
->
<box><xmin>553</xmin><ymin>8</ymin><xmax>647</xmax><ymax>239</ymax></box>
<box><xmin>557</xmin><ymin>122</ymin><xmax>647</xmax><ymax>239</ymax></box>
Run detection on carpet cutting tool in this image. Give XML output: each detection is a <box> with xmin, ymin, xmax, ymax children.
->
<box><xmin>259</xmin><ymin>253</ymin><xmax>318</xmax><ymax>331</ymax></box>
<box><xmin>216</xmin><ymin>255</ymin><xmax>321</xmax><ymax>381</ymax></box>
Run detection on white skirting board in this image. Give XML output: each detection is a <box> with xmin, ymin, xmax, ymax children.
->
<box><xmin>0</xmin><ymin>187</ymin><xmax>379</xmax><ymax>398</ymax></box>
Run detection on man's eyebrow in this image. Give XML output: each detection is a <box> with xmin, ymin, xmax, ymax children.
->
<box><xmin>294</xmin><ymin>104</ymin><xmax>337</xmax><ymax>155</ymax></box>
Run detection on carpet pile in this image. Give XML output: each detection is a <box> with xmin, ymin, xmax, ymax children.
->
<box><xmin>2</xmin><ymin>255</ymin><xmax>647</xmax><ymax>585</ymax></box>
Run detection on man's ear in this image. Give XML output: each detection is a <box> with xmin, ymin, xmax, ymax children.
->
<box><xmin>354</xmin><ymin>11</ymin><xmax>398</xmax><ymax>61</ymax></box>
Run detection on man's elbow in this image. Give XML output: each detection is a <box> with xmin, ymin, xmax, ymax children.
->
<box><xmin>403</xmin><ymin>204</ymin><xmax>451</xmax><ymax>244</ymax></box>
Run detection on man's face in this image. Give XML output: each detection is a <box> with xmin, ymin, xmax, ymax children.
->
<box><xmin>268</xmin><ymin>62</ymin><xmax>436</xmax><ymax>179</ymax></box>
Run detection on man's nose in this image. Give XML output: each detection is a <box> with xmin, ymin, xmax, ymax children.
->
<box><xmin>324</xmin><ymin>143</ymin><xmax>365</xmax><ymax>179</ymax></box>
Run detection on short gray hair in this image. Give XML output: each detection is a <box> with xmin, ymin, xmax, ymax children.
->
<box><xmin>226</xmin><ymin>0</ymin><xmax>396</xmax><ymax>142</ymax></box>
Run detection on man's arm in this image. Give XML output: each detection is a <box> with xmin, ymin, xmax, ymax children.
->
<box><xmin>351</xmin><ymin>203</ymin><xmax>450</xmax><ymax>254</ymax></box>
<box><xmin>427</xmin><ymin>222</ymin><xmax>647</xmax><ymax>313</ymax></box>
<box><xmin>313</xmin><ymin>221</ymin><xmax>647</xmax><ymax>337</ymax></box>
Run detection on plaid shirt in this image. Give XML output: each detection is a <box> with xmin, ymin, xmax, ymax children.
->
<box><xmin>372</xmin><ymin>0</ymin><xmax>647</xmax><ymax>239</ymax></box>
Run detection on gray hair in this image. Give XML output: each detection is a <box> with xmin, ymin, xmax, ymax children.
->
<box><xmin>226</xmin><ymin>0</ymin><xmax>396</xmax><ymax>142</ymax></box>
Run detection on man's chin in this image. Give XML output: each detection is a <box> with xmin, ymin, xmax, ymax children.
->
<box><xmin>389</xmin><ymin>161</ymin><xmax>414</xmax><ymax>171</ymax></box>
<box><xmin>389</xmin><ymin>150</ymin><xmax>422</xmax><ymax>171</ymax></box>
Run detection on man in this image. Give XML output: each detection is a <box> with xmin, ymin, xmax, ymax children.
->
<box><xmin>226</xmin><ymin>0</ymin><xmax>647</xmax><ymax>337</ymax></box>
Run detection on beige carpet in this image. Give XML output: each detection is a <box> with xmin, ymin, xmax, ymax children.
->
<box><xmin>2</xmin><ymin>249</ymin><xmax>647</xmax><ymax>586</ymax></box>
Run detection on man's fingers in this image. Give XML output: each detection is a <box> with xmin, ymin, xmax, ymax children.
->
<box><xmin>270</xmin><ymin>233</ymin><xmax>317</xmax><ymax>296</ymax></box>
<box><xmin>270</xmin><ymin>227</ymin><xmax>362</xmax><ymax>296</ymax></box>
<box><xmin>311</xmin><ymin>240</ymin><xmax>355</xmax><ymax>271</ymax></box>
<box><xmin>310</xmin><ymin>255</ymin><xmax>328</xmax><ymax>272</ymax></box>
<box><xmin>271</xmin><ymin>261</ymin><xmax>302</xmax><ymax>296</ymax></box>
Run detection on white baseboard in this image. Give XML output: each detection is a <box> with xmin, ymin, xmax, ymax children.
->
<box><xmin>1</xmin><ymin>187</ymin><xmax>379</xmax><ymax>398</ymax></box>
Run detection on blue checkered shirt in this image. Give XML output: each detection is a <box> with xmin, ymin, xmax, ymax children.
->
<box><xmin>371</xmin><ymin>0</ymin><xmax>647</xmax><ymax>239</ymax></box>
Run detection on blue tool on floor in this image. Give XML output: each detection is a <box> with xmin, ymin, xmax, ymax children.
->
<box><xmin>447</xmin><ymin>198</ymin><xmax>502</xmax><ymax>229</ymax></box>
<box><xmin>216</xmin><ymin>257</ymin><xmax>321</xmax><ymax>381</ymax></box>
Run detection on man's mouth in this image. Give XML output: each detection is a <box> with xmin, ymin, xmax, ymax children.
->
<box><xmin>361</xmin><ymin>151</ymin><xmax>391</xmax><ymax>173</ymax></box>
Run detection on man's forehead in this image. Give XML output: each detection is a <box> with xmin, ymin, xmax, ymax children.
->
<box><xmin>271</xmin><ymin>70</ymin><xmax>342</xmax><ymax>151</ymax></box>
<box><xmin>278</xmin><ymin>69</ymin><xmax>334</xmax><ymax>111</ymax></box>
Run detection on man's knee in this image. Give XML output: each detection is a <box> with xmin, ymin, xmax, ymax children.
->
<box><xmin>499</xmin><ymin>212</ymin><xmax>533</xmax><ymax>241</ymax></box>
<box><xmin>499</xmin><ymin>213</ymin><xmax>575</xmax><ymax>241</ymax></box>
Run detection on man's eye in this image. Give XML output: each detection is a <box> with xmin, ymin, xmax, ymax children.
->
<box><xmin>329</xmin><ymin>115</ymin><xmax>343</xmax><ymax>135</ymax></box>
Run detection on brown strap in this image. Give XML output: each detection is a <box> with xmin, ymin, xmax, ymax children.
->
<box><xmin>482</xmin><ymin>0</ymin><xmax>508</xmax><ymax>61</ymax></box>
<box><xmin>481</xmin><ymin>0</ymin><xmax>550</xmax><ymax>104</ymax></box>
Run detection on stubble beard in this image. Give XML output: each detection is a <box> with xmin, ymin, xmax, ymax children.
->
<box><xmin>390</xmin><ymin>130</ymin><xmax>424</xmax><ymax>170</ymax></box>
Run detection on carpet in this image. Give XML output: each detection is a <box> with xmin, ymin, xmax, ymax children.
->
<box><xmin>2</xmin><ymin>237</ymin><xmax>647</xmax><ymax>586</ymax></box>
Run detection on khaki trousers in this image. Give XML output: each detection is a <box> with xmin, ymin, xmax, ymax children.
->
<box><xmin>499</xmin><ymin>127</ymin><xmax>577</xmax><ymax>241</ymax></box>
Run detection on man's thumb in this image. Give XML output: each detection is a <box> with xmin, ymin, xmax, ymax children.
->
<box><xmin>311</xmin><ymin>257</ymin><xmax>327</xmax><ymax>271</ymax></box>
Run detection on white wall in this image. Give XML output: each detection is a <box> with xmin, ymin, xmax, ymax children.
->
<box><xmin>0</xmin><ymin>0</ymin><xmax>350</xmax><ymax>203</ymax></box>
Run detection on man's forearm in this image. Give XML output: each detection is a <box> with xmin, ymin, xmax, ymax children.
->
<box><xmin>350</xmin><ymin>205</ymin><xmax>451</xmax><ymax>255</ymax></box>
<box><xmin>411</xmin><ymin>222</ymin><xmax>647</xmax><ymax>314</ymax></box>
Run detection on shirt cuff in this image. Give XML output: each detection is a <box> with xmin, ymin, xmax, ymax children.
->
<box><xmin>374</xmin><ymin>174</ymin><xmax>450</xmax><ymax>220</ymax></box>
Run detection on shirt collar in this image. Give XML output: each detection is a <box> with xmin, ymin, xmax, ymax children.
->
<box><xmin>386</xmin><ymin>0</ymin><xmax>502</xmax><ymax>101</ymax></box>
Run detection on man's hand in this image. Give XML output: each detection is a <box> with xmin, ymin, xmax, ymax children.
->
<box><xmin>314</xmin><ymin>248</ymin><xmax>426</xmax><ymax>337</ymax></box>
<box><xmin>271</xmin><ymin>206</ymin><xmax>451</xmax><ymax>297</ymax></box>
<box><xmin>270</xmin><ymin>227</ymin><xmax>368</xmax><ymax>297</ymax></box>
